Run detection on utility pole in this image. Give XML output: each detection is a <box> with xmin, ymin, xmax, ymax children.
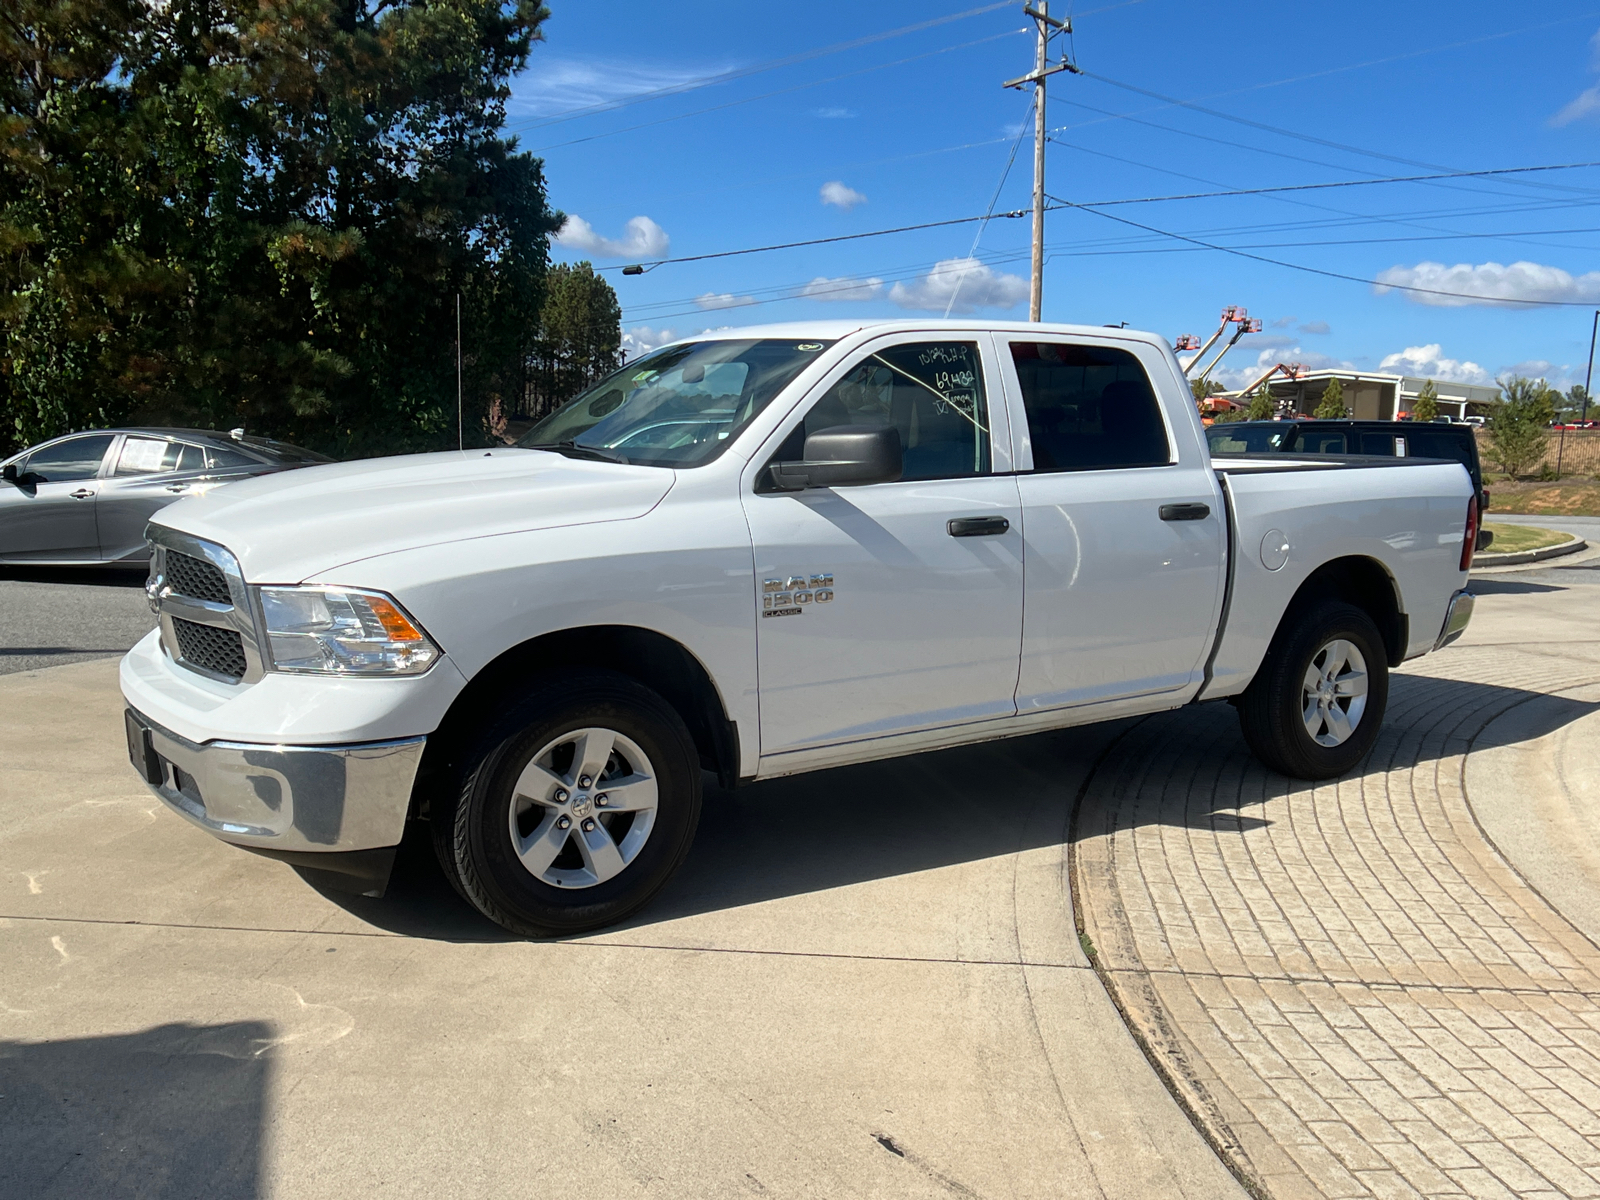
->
<box><xmin>1585</xmin><ymin>309</ymin><xmax>1599</xmax><ymax>425</ymax></box>
<box><xmin>1005</xmin><ymin>3</ymin><xmax>1078</xmax><ymax>323</ymax></box>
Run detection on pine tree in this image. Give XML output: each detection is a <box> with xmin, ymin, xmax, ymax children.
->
<box><xmin>1412</xmin><ymin>379</ymin><xmax>1439</xmax><ymax>422</ymax></box>
<box><xmin>1246</xmin><ymin>386</ymin><xmax>1275</xmax><ymax>421</ymax></box>
<box><xmin>1313</xmin><ymin>378</ymin><xmax>1348</xmax><ymax>419</ymax></box>
<box><xmin>528</xmin><ymin>263</ymin><xmax>624</xmax><ymax>418</ymax></box>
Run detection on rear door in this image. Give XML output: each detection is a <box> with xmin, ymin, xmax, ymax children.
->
<box><xmin>0</xmin><ymin>434</ymin><xmax>116</xmax><ymax>562</ymax></box>
<box><xmin>95</xmin><ymin>436</ymin><xmax>211</xmax><ymax>561</ymax></box>
<box><xmin>741</xmin><ymin>333</ymin><xmax>1025</xmax><ymax>755</ymax></box>
<box><xmin>1000</xmin><ymin>337</ymin><xmax>1226</xmax><ymax>713</ymax></box>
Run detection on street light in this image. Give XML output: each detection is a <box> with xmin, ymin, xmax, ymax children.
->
<box><xmin>1585</xmin><ymin>310</ymin><xmax>1599</xmax><ymax>425</ymax></box>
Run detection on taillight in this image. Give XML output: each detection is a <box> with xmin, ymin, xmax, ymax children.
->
<box><xmin>1460</xmin><ymin>498</ymin><xmax>1479</xmax><ymax>572</ymax></box>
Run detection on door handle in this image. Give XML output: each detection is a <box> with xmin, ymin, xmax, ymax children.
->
<box><xmin>165</xmin><ymin>484</ymin><xmax>188</xmax><ymax>492</ymax></box>
<box><xmin>69</xmin><ymin>488</ymin><xmax>95</xmax><ymax>500</ymax></box>
<box><xmin>948</xmin><ymin>516</ymin><xmax>1011</xmax><ymax>537</ymax></box>
<box><xmin>1159</xmin><ymin>502</ymin><xmax>1210</xmax><ymax>521</ymax></box>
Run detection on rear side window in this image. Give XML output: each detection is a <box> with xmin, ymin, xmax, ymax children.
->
<box><xmin>206</xmin><ymin>445</ymin><xmax>264</xmax><ymax>469</ymax></box>
<box><xmin>1405</xmin><ymin>429</ymin><xmax>1474</xmax><ymax>477</ymax></box>
<box><xmin>1010</xmin><ymin>342</ymin><xmax>1170</xmax><ymax>471</ymax></box>
<box><xmin>1358</xmin><ymin>432</ymin><xmax>1399</xmax><ymax>456</ymax></box>
<box><xmin>1297</xmin><ymin>431</ymin><xmax>1348</xmax><ymax>454</ymax></box>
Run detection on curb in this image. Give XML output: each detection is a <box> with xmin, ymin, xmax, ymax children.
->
<box><xmin>1474</xmin><ymin>535</ymin><xmax>1587</xmax><ymax>568</ymax></box>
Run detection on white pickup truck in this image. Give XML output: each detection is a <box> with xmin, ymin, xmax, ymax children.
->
<box><xmin>121</xmin><ymin>320</ymin><xmax>1478</xmax><ymax>935</ymax></box>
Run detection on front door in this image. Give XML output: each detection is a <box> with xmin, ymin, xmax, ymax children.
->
<box><xmin>742</xmin><ymin>335</ymin><xmax>1025</xmax><ymax>757</ymax></box>
<box><xmin>1000</xmin><ymin>338</ymin><xmax>1225</xmax><ymax>713</ymax></box>
<box><xmin>0</xmin><ymin>434</ymin><xmax>116</xmax><ymax>562</ymax></box>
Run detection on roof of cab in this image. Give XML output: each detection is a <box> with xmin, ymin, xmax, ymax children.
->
<box><xmin>682</xmin><ymin>319</ymin><xmax>1174</xmax><ymax>349</ymax></box>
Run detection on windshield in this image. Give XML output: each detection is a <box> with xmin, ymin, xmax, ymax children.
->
<box><xmin>517</xmin><ymin>338</ymin><xmax>833</xmax><ymax>468</ymax></box>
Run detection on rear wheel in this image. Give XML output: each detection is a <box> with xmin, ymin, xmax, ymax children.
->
<box><xmin>436</xmin><ymin>670</ymin><xmax>702</xmax><ymax>936</ymax></box>
<box><xmin>1237</xmin><ymin>600</ymin><xmax>1389</xmax><ymax>780</ymax></box>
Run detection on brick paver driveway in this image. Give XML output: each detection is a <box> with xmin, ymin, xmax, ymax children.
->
<box><xmin>1074</xmin><ymin>565</ymin><xmax>1600</xmax><ymax>1200</ymax></box>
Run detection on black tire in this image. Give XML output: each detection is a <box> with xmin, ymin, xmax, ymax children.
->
<box><xmin>1237</xmin><ymin>600</ymin><xmax>1389</xmax><ymax>780</ymax></box>
<box><xmin>435</xmin><ymin>670</ymin><xmax>702</xmax><ymax>936</ymax></box>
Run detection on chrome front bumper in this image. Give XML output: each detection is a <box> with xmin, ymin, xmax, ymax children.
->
<box><xmin>1434</xmin><ymin>589</ymin><xmax>1475</xmax><ymax>651</ymax></box>
<box><xmin>125</xmin><ymin>707</ymin><xmax>425</xmax><ymax>854</ymax></box>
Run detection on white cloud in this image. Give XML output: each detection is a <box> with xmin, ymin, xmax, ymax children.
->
<box><xmin>509</xmin><ymin>58</ymin><xmax>730</xmax><ymax>118</ymax></box>
<box><xmin>1499</xmin><ymin>359</ymin><xmax>1580</xmax><ymax>388</ymax></box>
<box><xmin>812</xmin><ymin>107</ymin><xmax>856</xmax><ymax>119</ymax></box>
<box><xmin>888</xmin><ymin>258</ymin><xmax>1029</xmax><ymax>314</ymax></box>
<box><xmin>621</xmin><ymin>326</ymin><xmax>679</xmax><ymax>357</ymax></box>
<box><xmin>1374</xmin><ymin>260</ymin><xmax>1600</xmax><ymax>307</ymax></box>
<box><xmin>555</xmin><ymin>215</ymin><xmax>669</xmax><ymax>260</ymax></box>
<box><xmin>820</xmin><ymin>181</ymin><xmax>867</xmax><ymax>210</ymax></box>
<box><xmin>695</xmin><ymin>292</ymin><xmax>756</xmax><ymax>311</ymax></box>
<box><xmin>1208</xmin><ymin>347</ymin><xmax>1357</xmax><ymax>392</ymax></box>
<box><xmin>1298</xmin><ymin>320</ymin><xmax>1331</xmax><ymax>335</ymax></box>
<box><xmin>1378</xmin><ymin>344</ymin><xmax>1492</xmax><ymax>385</ymax></box>
<box><xmin>800</xmin><ymin>275</ymin><xmax>884</xmax><ymax>302</ymax></box>
<box><xmin>1551</xmin><ymin>30</ymin><xmax>1600</xmax><ymax>125</ymax></box>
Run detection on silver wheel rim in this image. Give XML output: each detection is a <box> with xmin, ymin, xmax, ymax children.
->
<box><xmin>507</xmin><ymin>727</ymin><xmax>659</xmax><ymax>889</ymax></box>
<box><xmin>1301</xmin><ymin>638</ymin><xmax>1369</xmax><ymax>747</ymax></box>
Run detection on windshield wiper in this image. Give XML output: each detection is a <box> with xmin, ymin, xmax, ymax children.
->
<box><xmin>524</xmin><ymin>441</ymin><xmax>630</xmax><ymax>464</ymax></box>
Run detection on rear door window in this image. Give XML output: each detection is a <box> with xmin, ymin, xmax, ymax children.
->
<box><xmin>115</xmin><ymin>437</ymin><xmax>204</xmax><ymax>475</ymax></box>
<box><xmin>1358</xmin><ymin>432</ymin><xmax>1400</xmax><ymax>456</ymax></box>
<box><xmin>1010</xmin><ymin>342</ymin><xmax>1170</xmax><ymax>471</ymax></box>
<box><xmin>1298</xmin><ymin>432</ymin><xmax>1348</xmax><ymax>454</ymax></box>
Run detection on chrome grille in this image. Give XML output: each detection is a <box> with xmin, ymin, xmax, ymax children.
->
<box><xmin>166</xmin><ymin>551</ymin><xmax>230</xmax><ymax>604</ymax></box>
<box><xmin>148</xmin><ymin>526</ymin><xmax>265</xmax><ymax>685</ymax></box>
<box><xmin>172</xmin><ymin>617</ymin><xmax>248</xmax><ymax>680</ymax></box>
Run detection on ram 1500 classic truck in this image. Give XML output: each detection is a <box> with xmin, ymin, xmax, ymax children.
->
<box><xmin>121</xmin><ymin>320</ymin><xmax>1479</xmax><ymax>935</ymax></box>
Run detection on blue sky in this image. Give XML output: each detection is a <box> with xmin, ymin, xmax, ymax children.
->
<box><xmin>509</xmin><ymin>1</ymin><xmax>1600</xmax><ymax>391</ymax></box>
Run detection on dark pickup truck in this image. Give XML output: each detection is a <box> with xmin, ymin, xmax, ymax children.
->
<box><xmin>1207</xmin><ymin>419</ymin><xmax>1493</xmax><ymax>550</ymax></box>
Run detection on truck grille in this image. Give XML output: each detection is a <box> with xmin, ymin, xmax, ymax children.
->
<box><xmin>166</xmin><ymin>551</ymin><xmax>231</xmax><ymax>604</ymax></box>
<box><xmin>172</xmin><ymin>617</ymin><xmax>248</xmax><ymax>680</ymax></box>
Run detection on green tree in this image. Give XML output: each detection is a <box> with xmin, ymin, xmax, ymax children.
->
<box><xmin>527</xmin><ymin>262</ymin><xmax>623</xmax><ymax>419</ymax></box>
<box><xmin>1313</xmin><ymin>377</ymin><xmax>1348</xmax><ymax>419</ymax></box>
<box><xmin>1</xmin><ymin>0</ymin><xmax>561</xmax><ymax>457</ymax></box>
<box><xmin>1246</xmin><ymin>385</ymin><xmax>1275</xmax><ymax>421</ymax></box>
<box><xmin>1566</xmin><ymin>384</ymin><xmax>1590</xmax><ymax>423</ymax></box>
<box><xmin>1411</xmin><ymin>378</ymin><xmax>1439</xmax><ymax>422</ymax></box>
<box><xmin>1485</xmin><ymin>376</ymin><xmax>1556</xmax><ymax>477</ymax></box>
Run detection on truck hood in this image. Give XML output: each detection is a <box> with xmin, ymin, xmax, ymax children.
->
<box><xmin>152</xmin><ymin>449</ymin><xmax>675</xmax><ymax>582</ymax></box>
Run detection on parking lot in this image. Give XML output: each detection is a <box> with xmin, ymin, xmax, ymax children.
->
<box><xmin>5</xmin><ymin>551</ymin><xmax>1600</xmax><ymax>1199</ymax></box>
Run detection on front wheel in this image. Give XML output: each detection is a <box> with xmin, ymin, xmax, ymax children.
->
<box><xmin>437</xmin><ymin>670</ymin><xmax>702</xmax><ymax>936</ymax></box>
<box><xmin>1237</xmin><ymin>600</ymin><xmax>1389</xmax><ymax>780</ymax></box>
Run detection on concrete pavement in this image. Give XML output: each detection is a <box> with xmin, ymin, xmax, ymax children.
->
<box><xmin>1073</xmin><ymin>563</ymin><xmax>1600</xmax><ymax>1199</ymax></box>
<box><xmin>0</xmin><ymin>567</ymin><xmax>154</xmax><ymax>675</ymax></box>
<box><xmin>0</xmin><ymin>659</ymin><xmax>1244</xmax><ymax>1200</ymax></box>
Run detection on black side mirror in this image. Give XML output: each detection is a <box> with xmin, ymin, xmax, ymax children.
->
<box><xmin>1</xmin><ymin>463</ymin><xmax>16</xmax><ymax>483</ymax></box>
<box><xmin>768</xmin><ymin>424</ymin><xmax>903</xmax><ymax>491</ymax></box>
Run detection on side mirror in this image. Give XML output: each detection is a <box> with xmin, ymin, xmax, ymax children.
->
<box><xmin>768</xmin><ymin>424</ymin><xmax>902</xmax><ymax>491</ymax></box>
<box><xmin>1</xmin><ymin>463</ymin><xmax>16</xmax><ymax>483</ymax></box>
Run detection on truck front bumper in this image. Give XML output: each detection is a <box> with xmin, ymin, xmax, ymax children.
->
<box><xmin>1434</xmin><ymin>589</ymin><xmax>1475</xmax><ymax>650</ymax></box>
<box><xmin>124</xmin><ymin>705</ymin><xmax>425</xmax><ymax>893</ymax></box>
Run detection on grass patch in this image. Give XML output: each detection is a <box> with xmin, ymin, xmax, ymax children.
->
<box><xmin>1481</xmin><ymin>523</ymin><xmax>1573</xmax><ymax>554</ymax></box>
<box><xmin>1488</xmin><ymin>479</ymin><xmax>1600</xmax><ymax>516</ymax></box>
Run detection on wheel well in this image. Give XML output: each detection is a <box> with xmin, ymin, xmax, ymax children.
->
<box><xmin>411</xmin><ymin>626</ymin><xmax>740</xmax><ymax>819</ymax></box>
<box><xmin>1283</xmin><ymin>556</ymin><xmax>1407</xmax><ymax>667</ymax></box>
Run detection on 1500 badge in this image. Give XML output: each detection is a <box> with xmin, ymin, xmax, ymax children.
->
<box><xmin>762</xmin><ymin>574</ymin><xmax>833</xmax><ymax>617</ymax></box>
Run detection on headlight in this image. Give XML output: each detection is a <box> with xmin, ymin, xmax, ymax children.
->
<box><xmin>257</xmin><ymin>586</ymin><xmax>440</xmax><ymax>675</ymax></box>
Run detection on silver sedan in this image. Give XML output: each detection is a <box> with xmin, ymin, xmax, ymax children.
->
<box><xmin>0</xmin><ymin>428</ymin><xmax>331</xmax><ymax>566</ymax></box>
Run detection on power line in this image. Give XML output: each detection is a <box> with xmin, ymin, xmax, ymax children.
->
<box><xmin>1067</xmin><ymin>162</ymin><xmax>1600</xmax><ymax>208</ymax></box>
<box><xmin>596</xmin><ymin>160</ymin><xmax>1600</xmax><ymax>275</ymax></box>
<box><xmin>596</xmin><ymin>210</ymin><xmax>1029</xmax><ymax>273</ymax></box>
<box><xmin>1045</xmin><ymin>193</ymin><xmax>1600</xmax><ymax>307</ymax></box>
